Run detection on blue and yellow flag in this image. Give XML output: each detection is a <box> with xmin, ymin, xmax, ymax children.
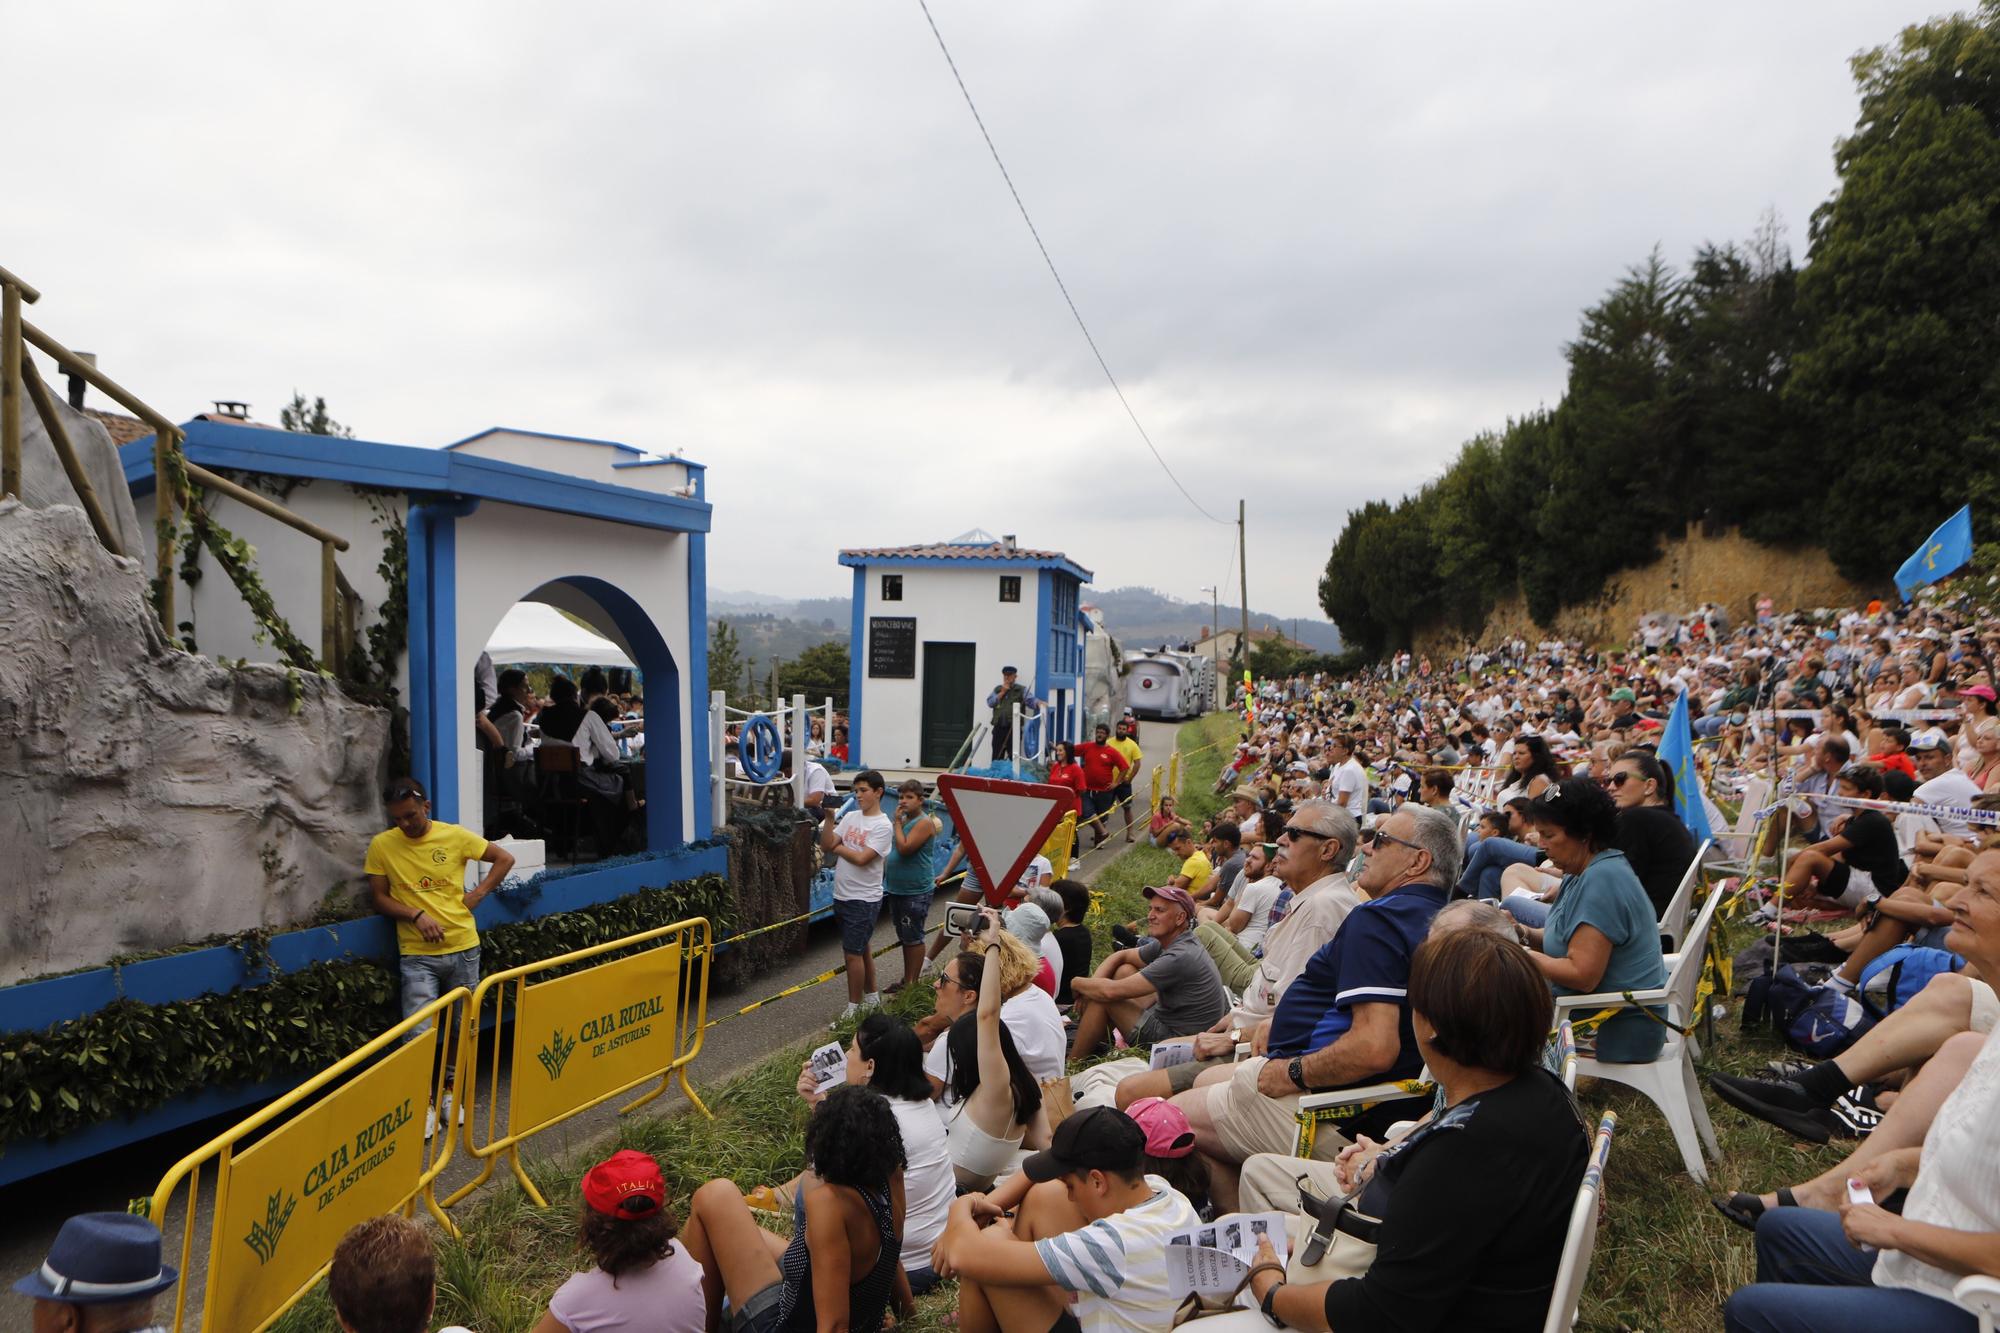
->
<box><xmin>1658</xmin><ymin>691</ymin><xmax>1707</xmax><ymax>841</ymax></box>
<box><xmin>1894</xmin><ymin>505</ymin><xmax>1974</xmax><ymax>601</ymax></box>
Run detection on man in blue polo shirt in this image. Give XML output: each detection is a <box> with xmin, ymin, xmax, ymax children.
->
<box><xmin>1174</xmin><ymin>804</ymin><xmax>1461</xmax><ymax>1211</ymax></box>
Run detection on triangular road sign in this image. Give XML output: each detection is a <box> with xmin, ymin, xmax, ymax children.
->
<box><xmin>936</xmin><ymin>773</ymin><xmax>1074</xmax><ymax>907</ymax></box>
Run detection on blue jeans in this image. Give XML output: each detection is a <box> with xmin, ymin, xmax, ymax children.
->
<box><xmin>398</xmin><ymin>946</ymin><xmax>480</xmax><ymax>1034</ymax></box>
<box><xmin>1458</xmin><ymin>838</ymin><xmax>1542</xmax><ymax>900</ymax></box>
<box><xmin>886</xmin><ymin>892</ymin><xmax>933</xmax><ymax>947</ymax></box>
<box><xmin>1503</xmin><ymin>893</ymin><xmax>1553</xmax><ymax>929</ymax></box>
<box><xmin>1723</xmin><ymin>1208</ymin><xmax>1975</xmax><ymax>1332</ymax></box>
<box><xmin>834</xmin><ymin>898</ymin><xmax>881</xmax><ymax>955</ymax></box>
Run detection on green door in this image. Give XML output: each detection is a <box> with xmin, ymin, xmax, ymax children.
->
<box><xmin>920</xmin><ymin>642</ymin><xmax>978</xmax><ymax>768</ymax></box>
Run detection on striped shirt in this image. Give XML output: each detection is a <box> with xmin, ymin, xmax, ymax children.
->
<box><xmin>1034</xmin><ymin>1178</ymin><xmax>1199</xmax><ymax>1331</ymax></box>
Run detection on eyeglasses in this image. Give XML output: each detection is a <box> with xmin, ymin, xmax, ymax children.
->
<box><xmin>935</xmin><ymin>972</ymin><xmax>964</xmax><ymax>991</ymax></box>
<box><xmin>1279</xmin><ymin>824</ymin><xmax>1331</xmax><ymax>841</ymax></box>
<box><xmin>1606</xmin><ymin>772</ymin><xmax>1636</xmax><ymax>788</ymax></box>
<box><xmin>1358</xmin><ymin>828</ymin><xmax>1423</xmax><ymax>854</ymax></box>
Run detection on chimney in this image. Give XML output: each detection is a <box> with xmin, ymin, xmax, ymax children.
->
<box><xmin>212</xmin><ymin>400</ymin><xmax>250</xmax><ymax>420</ymax></box>
<box><xmin>64</xmin><ymin>352</ymin><xmax>96</xmax><ymax>410</ymax></box>
<box><xmin>1001</xmin><ymin>533</ymin><xmax>1017</xmax><ymax>552</ymax></box>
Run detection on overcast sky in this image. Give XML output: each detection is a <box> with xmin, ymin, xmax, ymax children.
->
<box><xmin>5</xmin><ymin>2</ymin><xmax>1935</xmax><ymax>618</ymax></box>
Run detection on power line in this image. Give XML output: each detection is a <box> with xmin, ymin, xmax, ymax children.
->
<box><xmin>914</xmin><ymin>0</ymin><xmax>1231</xmax><ymax>526</ymax></box>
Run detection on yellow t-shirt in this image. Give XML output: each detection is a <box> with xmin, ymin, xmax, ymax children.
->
<box><xmin>364</xmin><ymin>821</ymin><xmax>489</xmax><ymax>956</ymax></box>
<box><xmin>1110</xmin><ymin>736</ymin><xmax>1143</xmax><ymax>784</ymax></box>
<box><xmin>1178</xmin><ymin>850</ymin><xmax>1213</xmax><ymax>895</ymax></box>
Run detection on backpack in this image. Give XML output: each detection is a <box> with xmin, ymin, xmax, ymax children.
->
<box><xmin>1859</xmin><ymin>945</ymin><xmax>1965</xmax><ymax>1017</ymax></box>
<box><xmin>1740</xmin><ymin>961</ymin><xmax>1829</xmax><ymax>1039</ymax></box>
<box><xmin>1785</xmin><ymin>985</ymin><xmax>1876</xmax><ymax>1059</ymax></box>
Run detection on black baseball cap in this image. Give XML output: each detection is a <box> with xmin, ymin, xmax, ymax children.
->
<box><xmin>1020</xmin><ymin>1105</ymin><xmax>1145</xmax><ymax>1182</ymax></box>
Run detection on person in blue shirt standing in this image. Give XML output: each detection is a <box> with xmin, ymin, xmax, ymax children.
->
<box><xmin>1517</xmin><ymin>778</ymin><xmax>1669</xmax><ymax>1063</ymax></box>
<box><xmin>1173</xmin><ymin>803</ymin><xmax>1461</xmax><ymax>1212</ymax></box>
<box><xmin>883</xmin><ymin>779</ymin><xmax>942</xmax><ymax>994</ymax></box>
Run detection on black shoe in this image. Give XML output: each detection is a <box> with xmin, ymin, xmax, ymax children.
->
<box><xmin>1111</xmin><ymin>924</ymin><xmax>1138</xmax><ymax>950</ymax></box>
<box><xmin>1708</xmin><ymin>1073</ymin><xmax>1843</xmax><ymax>1143</ymax></box>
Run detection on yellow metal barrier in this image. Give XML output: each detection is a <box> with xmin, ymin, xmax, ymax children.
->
<box><xmin>1168</xmin><ymin>750</ymin><xmax>1181</xmax><ymax>797</ymax></box>
<box><xmin>1043</xmin><ymin>810</ymin><xmax>1078</xmax><ymax>880</ymax></box>
<box><xmin>1149</xmin><ymin>764</ymin><xmax>1163</xmax><ymax>815</ymax></box>
<box><xmin>142</xmin><ymin>988</ymin><xmax>470</xmax><ymax>1333</ymax></box>
<box><xmin>445</xmin><ymin>917</ymin><xmax>712</xmax><ymax>1208</ymax></box>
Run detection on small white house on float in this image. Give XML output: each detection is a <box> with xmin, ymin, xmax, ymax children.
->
<box><xmin>121</xmin><ymin>418</ymin><xmax>714</xmax><ymax>850</ymax></box>
<box><xmin>841</xmin><ymin>532</ymin><xmax>1091</xmax><ymax>770</ymax></box>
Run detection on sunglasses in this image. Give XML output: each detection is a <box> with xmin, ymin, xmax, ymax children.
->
<box><xmin>1358</xmin><ymin>828</ymin><xmax>1422</xmax><ymax>854</ymax></box>
<box><xmin>1605</xmin><ymin>772</ymin><xmax>1639</xmax><ymax>788</ymax></box>
<box><xmin>1280</xmin><ymin>824</ymin><xmax>1331</xmax><ymax>841</ymax></box>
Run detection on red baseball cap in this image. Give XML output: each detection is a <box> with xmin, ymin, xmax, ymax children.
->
<box><xmin>582</xmin><ymin>1149</ymin><xmax>665</xmax><ymax>1220</ymax></box>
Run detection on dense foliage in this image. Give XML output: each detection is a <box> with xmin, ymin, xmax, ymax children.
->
<box><xmin>1321</xmin><ymin>4</ymin><xmax>2000</xmax><ymax>654</ymax></box>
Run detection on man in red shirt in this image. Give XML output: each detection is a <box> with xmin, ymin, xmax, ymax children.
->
<box><xmin>1074</xmin><ymin>723</ymin><xmax>1133</xmax><ymax>849</ymax></box>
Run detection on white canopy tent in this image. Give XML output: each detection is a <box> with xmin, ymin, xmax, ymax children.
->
<box><xmin>483</xmin><ymin>600</ymin><xmax>634</xmax><ymax>668</ymax></box>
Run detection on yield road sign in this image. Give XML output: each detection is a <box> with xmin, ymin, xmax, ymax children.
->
<box><xmin>936</xmin><ymin>774</ymin><xmax>1073</xmax><ymax>906</ymax></box>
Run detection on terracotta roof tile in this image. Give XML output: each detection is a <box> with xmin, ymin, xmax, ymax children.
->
<box><xmin>86</xmin><ymin>410</ymin><xmax>152</xmax><ymax>447</ymax></box>
<box><xmin>839</xmin><ymin>542</ymin><xmax>1072</xmax><ymax>562</ymax></box>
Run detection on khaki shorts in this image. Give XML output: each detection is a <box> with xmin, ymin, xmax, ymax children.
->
<box><xmin>1971</xmin><ymin>977</ymin><xmax>1998</xmax><ymax>1035</ymax></box>
<box><xmin>1205</xmin><ymin>1056</ymin><xmax>1347</xmax><ymax>1164</ymax></box>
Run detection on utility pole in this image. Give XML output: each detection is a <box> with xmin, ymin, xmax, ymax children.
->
<box><xmin>1201</xmin><ymin>585</ymin><xmax>1218</xmax><ymax>675</ymax></box>
<box><xmin>1237</xmin><ymin>498</ymin><xmax>1250</xmax><ymax>681</ymax></box>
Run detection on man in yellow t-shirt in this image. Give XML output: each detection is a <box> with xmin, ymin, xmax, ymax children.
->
<box><xmin>365</xmin><ymin>777</ymin><xmax>514</xmax><ymax>1136</ymax></box>
<box><xmin>1165</xmin><ymin>826</ymin><xmax>1213</xmax><ymax>896</ymax></box>
<box><xmin>1110</xmin><ymin>722</ymin><xmax>1145</xmax><ymax>844</ymax></box>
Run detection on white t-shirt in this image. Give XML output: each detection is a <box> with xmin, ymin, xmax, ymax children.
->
<box><xmin>1913</xmin><ymin>769</ymin><xmax>1982</xmax><ymax>840</ymax></box>
<box><xmin>1038</xmin><ymin>931</ymin><xmax>1065</xmax><ymax>990</ymax></box>
<box><xmin>1231</xmin><ymin>877</ymin><xmax>1285</xmax><ymax>954</ymax></box>
<box><xmin>1034</xmin><ymin>1178</ymin><xmax>1201</xmax><ymax>1333</ymax></box>
<box><xmin>1332</xmin><ymin>757</ymin><xmax>1368</xmax><ymax>817</ymax></box>
<box><xmin>832</xmin><ymin>810</ymin><xmax>894</xmax><ymax>902</ymax></box>
<box><xmin>1873</xmin><ymin>1022</ymin><xmax>2000</xmax><ymax>1303</ymax></box>
<box><xmin>802</xmin><ymin>761</ymin><xmax>836</xmax><ymax>806</ymax></box>
<box><xmin>888</xmin><ymin>1095</ymin><xmax>954</xmax><ymax>1271</ymax></box>
<box><xmin>923</xmin><ymin>985</ymin><xmax>1068</xmax><ymax>1090</ymax></box>
<box><xmin>1016</xmin><ymin>855</ymin><xmax>1053</xmax><ymax>893</ymax></box>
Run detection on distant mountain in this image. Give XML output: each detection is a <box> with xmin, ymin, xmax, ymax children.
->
<box><xmin>1086</xmin><ymin>586</ymin><xmax>1343</xmax><ymax>654</ymax></box>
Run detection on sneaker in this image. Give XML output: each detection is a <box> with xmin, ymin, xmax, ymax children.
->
<box><xmin>836</xmin><ymin>1001</ymin><xmax>861</xmax><ymax>1025</ymax></box>
<box><xmin>1708</xmin><ymin>1073</ymin><xmax>1844</xmax><ymax>1143</ymax></box>
<box><xmin>425</xmin><ymin>1103</ymin><xmax>439</xmax><ymax>1141</ymax></box>
<box><xmin>1111</xmin><ymin>924</ymin><xmax>1138</xmax><ymax>950</ymax></box>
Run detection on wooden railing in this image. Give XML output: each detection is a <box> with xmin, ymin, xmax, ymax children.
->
<box><xmin>0</xmin><ymin>265</ymin><xmax>352</xmax><ymax>669</ymax></box>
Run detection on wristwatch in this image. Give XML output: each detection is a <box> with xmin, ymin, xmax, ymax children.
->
<box><xmin>1287</xmin><ymin>1054</ymin><xmax>1308</xmax><ymax>1091</ymax></box>
<box><xmin>1261</xmin><ymin>1280</ymin><xmax>1286</xmax><ymax>1327</ymax></box>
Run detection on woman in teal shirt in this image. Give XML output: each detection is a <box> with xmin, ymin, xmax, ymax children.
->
<box><xmin>884</xmin><ymin>780</ymin><xmax>942</xmax><ymax>994</ymax></box>
<box><xmin>1517</xmin><ymin>777</ymin><xmax>1669</xmax><ymax>1062</ymax></box>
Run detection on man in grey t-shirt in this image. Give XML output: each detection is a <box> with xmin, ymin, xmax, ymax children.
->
<box><xmin>1067</xmin><ymin>883</ymin><xmax>1227</xmax><ymax>1060</ymax></box>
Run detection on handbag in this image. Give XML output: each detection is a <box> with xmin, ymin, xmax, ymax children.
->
<box><xmin>1170</xmin><ymin>1260</ymin><xmax>1287</xmax><ymax>1325</ymax></box>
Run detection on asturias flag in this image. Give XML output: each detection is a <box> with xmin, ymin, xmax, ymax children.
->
<box><xmin>1895</xmin><ymin>505</ymin><xmax>1974</xmax><ymax>601</ymax></box>
<box><xmin>1658</xmin><ymin>690</ymin><xmax>1707</xmax><ymax>842</ymax></box>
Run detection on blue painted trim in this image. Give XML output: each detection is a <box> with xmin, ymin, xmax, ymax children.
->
<box><xmin>837</xmin><ymin>553</ymin><xmax>1092</xmax><ymax>581</ymax></box>
<box><xmin>1034</xmin><ymin>569</ymin><xmax>1053</xmax><ymax>703</ymax></box>
<box><xmin>446</xmin><ymin>425</ymin><xmax>646</xmax><ymax>455</ymax></box>
<box><xmin>688</xmin><ymin>533</ymin><xmax>712</xmax><ymax>837</ymax></box>
<box><xmin>432</xmin><ymin>505</ymin><xmax>463</xmax><ymax>820</ymax></box>
<box><xmin>407</xmin><ymin>503</ymin><xmax>436</xmax><ymax>794</ymax></box>
<box><xmin>121</xmin><ymin>421</ymin><xmax>711</xmax><ymax>535</ymax></box>
<box><xmin>558</xmin><ymin>577</ymin><xmax>686</xmax><ymax>847</ymax></box>
<box><xmin>0</xmin><ymin>843</ymin><xmax>728</xmax><ymax>1186</ymax></box>
<box><xmin>847</xmin><ymin>566</ymin><xmax>866</xmax><ymax>768</ymax></box>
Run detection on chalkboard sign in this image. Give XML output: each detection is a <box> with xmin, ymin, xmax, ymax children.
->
<box><xmin>869</xmin><ymin>616</ymin><xmax>917</xmax><ymax>678</ymax></box>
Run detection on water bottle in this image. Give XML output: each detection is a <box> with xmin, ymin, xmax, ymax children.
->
<box><xmin>618</xmin><ymin>736</ymin><xmax>630</xmax><ymax>761</ymax></box>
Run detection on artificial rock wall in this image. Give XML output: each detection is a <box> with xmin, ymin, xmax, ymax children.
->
<box><xmin>0</xmin><ymin>501</ymin><xmax>388</xmax><ymax>984</ymax></box>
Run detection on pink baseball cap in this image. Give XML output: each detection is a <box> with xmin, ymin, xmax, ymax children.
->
<box><xmin>1124</xmin><ymin>1096</ymin><xmax>1195</xmax><ymax>1158</ymax></box>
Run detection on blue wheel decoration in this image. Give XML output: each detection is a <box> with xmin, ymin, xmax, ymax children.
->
<box><xmin>741</xmin><ymin>713</ymin><xmax>784</xmax><ymax>783</ymax></box>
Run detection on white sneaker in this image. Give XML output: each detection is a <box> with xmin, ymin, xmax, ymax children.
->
<box><xmin>836</xmin><ymin>1001</ymin><xmax>861</xmax><ymax>1024</ymax></box>
<box><xmin>864</xmin><ymin>992</ymin><xmax>882</xmax><ymax>1009</ymax></box>
<box><xmin>425</xmin><ymin>1103</ymin><xmax>439</xmax><ymax>1141</ymax></box>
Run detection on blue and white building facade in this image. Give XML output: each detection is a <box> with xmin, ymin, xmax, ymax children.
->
<box><xmin>122</xmin><ymin>420</ymin><xmax>715</xmax><ymax>849</ymax></box>
<box><xmin>840</xmin><ymin>537</ymin><xmax>1092</xmax><ymax>771</ymax></box>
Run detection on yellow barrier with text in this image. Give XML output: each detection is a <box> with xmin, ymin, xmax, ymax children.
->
<box><xmin>1042</xmin><ymin>811</ymin><xmax>1078</xmax><ymax>881</ymax></box>
<box><xmin>143</xmin><ymin>990</ymin><xmax>468</xmax><ymax>1333</ymax></box>
<box><xmin>446</xmin><ymin>917</ymin><xmax>712</xmax><ymax>1207</ymax></box>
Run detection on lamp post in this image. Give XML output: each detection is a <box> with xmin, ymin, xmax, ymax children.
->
<box><xmin>1200</xmin><ymin>586</ymin><xmax>1218</xmax><ymax>673</ymax></box>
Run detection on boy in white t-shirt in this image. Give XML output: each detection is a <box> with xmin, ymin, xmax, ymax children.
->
<box><xmin>819</xmin><ymin>769</ymin><xmax>894</xmax><ymax>1020</ymax></box>
<box><xmin>935</xmin><ymin>1106</ymin><xmax>1199</xmax><ymax>1333</ymax></box>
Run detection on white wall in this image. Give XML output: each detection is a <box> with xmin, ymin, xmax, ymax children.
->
<box><xmin>180</xmin><ymin>483</ymin><xmax>409</xmax><ymax>702</ymax></box>
<box><xmin>857</xmin><ymin>566</ymin><xmax>1042</xmax><ymax>769</ymax></box>
<box><xmin>449</xmin><ymin>432</ymin><xmax>695</xmax><ymax>497</ymax></box>
<box><xmin>452</xmin><ymin>501</ymin><xmax>695</xmax><ymax>839</ymax></box>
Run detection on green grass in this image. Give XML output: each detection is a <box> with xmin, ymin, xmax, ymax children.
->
<box><xmin>271</xmin><ymin>717</ymin><xmax>1818</xmax><ymax>1332</ymax></box>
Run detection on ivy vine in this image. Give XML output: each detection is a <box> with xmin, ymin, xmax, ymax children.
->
<box><xmin>0</xmin><ymin>873</ymin><xmax>733</xmax><ymax>1149</ymax></box>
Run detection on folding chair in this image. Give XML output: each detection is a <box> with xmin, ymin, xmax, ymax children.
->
<box><xmin>1707</xmin><ymin>777</ymin><xmax>1770</xmax><ymax>876</ymax></box>
<box><xmin>1542</xmin><ymin>1111</ymin><xmax>1617</xmax><ymax>1332</ymax></box>
<box><xmin>1958</xmin><ymin>1276</ymin><xmax>2000</xmax><ymax>1331</ymax></box>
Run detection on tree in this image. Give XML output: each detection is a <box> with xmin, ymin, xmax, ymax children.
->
<box><xmin>280</xmin><ymin>392</ymin><xmax>355</xmax><ymax>438</ymax></box>
<box><xmin>709</xmin><ymin>619</ymin><xmax>750</xmax><ymax>704</ymax></box>
<box><xmin>1789</xmin><ymin>2</ymin><xmax>2000</xmax><ymax>579</ymax></box>
<box><xmin>780</xmin><ymin>640</ymin><xmax>850</xmax><ymax>710</ymax></box>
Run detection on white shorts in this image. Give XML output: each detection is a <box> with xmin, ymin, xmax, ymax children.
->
<box><xmin>1971</xmin><ymin>977</ymin><xmax>1998</xmax><ymax>1035</ymax></box>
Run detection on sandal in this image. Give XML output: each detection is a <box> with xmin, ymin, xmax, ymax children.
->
<box><xmin>1712</xmin><ymin>1186</ymin><xmax>1797</xmax><ymax>1232</ymax></box>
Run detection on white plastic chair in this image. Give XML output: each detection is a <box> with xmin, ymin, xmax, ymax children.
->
<box><xmin>1957</xmin><ymin>1275</ymin><xmax>2000</xmax><ymax>1331</ymax></box>
<box><xmin>1292</xmin><ymin>1070</ymin><xmax>1434</xmax><ymax>1158</ymax></box>
<box><xmin>1543</xmin><ymin>1111</ymin><xmax>1617</xmax><ymax>1333</ymax></box>
<box><xmin>1708</xmin><ymin>777</ymin><xmax>1770</xmax><ymax>875</ymax></box>
<box><xmin>1656</xmin><ymin>840</ymin><xmax>1711</xmax><ymax>954</ymax></box>
<box><xmin>1556</xmin><ymin>877</ymin><xmax>1725</xmax><ymax>1182</ymax></box>
<box><xmin>1556</xmin><ymin>1018</ymin><xmax>1578</xmax><ymax>1093</ymax></box>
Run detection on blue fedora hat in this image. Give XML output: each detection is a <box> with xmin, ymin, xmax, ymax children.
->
<box><xmin>14</xmin><ymin>1212</ymin><xmax>177</xmax><ymax>1304</ymax></box>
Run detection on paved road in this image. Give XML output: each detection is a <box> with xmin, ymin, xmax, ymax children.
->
<box><xmin>0</xmin><ymin>718</ymin><xmax>1184</xmax><ymax>1324</ymax></box>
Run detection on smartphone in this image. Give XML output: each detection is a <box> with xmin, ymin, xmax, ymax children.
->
<box><xmin>945</xmin><ymin>902</ymin><xmax>985</xmax><ymax>937</ymax></box>
<box><xmin>1846</xmin><ymin>1179</ymin><xmax>1874</xmax><ymax>1207</ymax></box>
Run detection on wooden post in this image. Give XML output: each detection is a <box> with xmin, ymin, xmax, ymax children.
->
<box><xmin>20</xmin><ymin>354</ymin><xmax>124</xmax><ymax>556</ymax></box>
<box><xmin>321</xmin><ymin>539</ymin><xmax>339</xmax><ymax>669</ymax></box>
<box><xmin>2</xmin><ymin>282</ymin><xmax>20</xmax><ymax>500</ymax></box>
<box><xmin>155</xmin><ymin>428</ymin><xmax>175</xmax><ymax>633</ymax></box>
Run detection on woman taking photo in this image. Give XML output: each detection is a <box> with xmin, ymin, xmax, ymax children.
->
<box><xmin>1517</xmin><ymin>778</ymin><xmax>1670</xmax><ymax>1064</ymax></box>
<box><xmin>533</xmin><ymin>1151</ymin><xmax>705</xmax><ymax>1333</ymax></box>
<box><xmin>942</xmin><ymin>913</ymin><xmax>1050</xmax><ymax>1188</ymax></box>
<box><xmin>681</xmin><ymin>1084</ymin><xmax>914</xmax><ymax>1333</ymax></box>
<box><xmin>1245</xmin><ymin>928</ymin><xmax>1591</xmax><ymax>1330</ymax></box>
